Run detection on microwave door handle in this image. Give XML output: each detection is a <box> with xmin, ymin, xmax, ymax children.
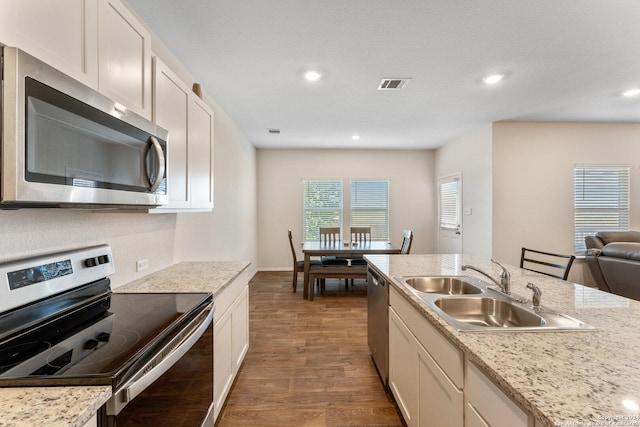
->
<box><xmin>142</xmin><ymin>136</ymin><xmax>165</xmax><ymax>192</ymax></box>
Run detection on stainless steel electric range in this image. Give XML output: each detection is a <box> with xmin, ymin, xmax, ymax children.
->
<box><xmin>0</xmin><ymin>245</ymin><xmax>215</xmax><ymax>426</ymax></box>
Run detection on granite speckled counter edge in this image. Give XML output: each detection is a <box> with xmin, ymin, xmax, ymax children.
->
<box><xmin>0</xmin><ymin>261</ymin><xmax>250</xmax><ymax>427</ymax></box>
<box><xmin>365</xmin><ymin>254</ymin><xmax>640</xmax><ymax>427</ymax></box>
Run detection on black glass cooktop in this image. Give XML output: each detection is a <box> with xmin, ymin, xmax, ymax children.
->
<box><xmin>0</xmin><ymin>290</ymin><xmax>212</xmax><ymax>389</ymax></box>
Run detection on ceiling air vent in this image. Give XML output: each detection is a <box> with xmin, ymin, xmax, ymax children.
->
<box><xmin>267</xmin><ymin>128</ymin><xmax>281</xmax><ymax>134</ymax></box>
<box><xmin>378</xmin><ymin>78</ymin><xmax>411</xmax><ymax>90</ymax></box>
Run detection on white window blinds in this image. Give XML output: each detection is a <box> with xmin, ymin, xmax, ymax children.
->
<box><xmin>439</xmin><ymin>177</ymin><xmax>460</xmax><ymax>229</ymax></box>
<box><xmin>350</xmin><ymin>180</ymin><xmax>389</xmax><ymax>240</ymax></box>
<box><xmin>574</xmin><ymin>165</ymin><xmax>630</xmax><ymax>252</ymax></box>
<box><xmin>303</xmin><ymin>180</ymin><xmax>343</xmax><ymax>241</ymax></box>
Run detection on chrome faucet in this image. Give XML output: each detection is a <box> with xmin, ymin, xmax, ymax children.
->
<box><xmin>526</xmin><ymin>283</ymin><xmax>542</xmax><ymax>310</ymax></box>
<box><xmin>461</xmin><ymin>259</ymin><xmax>511</xmax><ymax>295</ymax></box>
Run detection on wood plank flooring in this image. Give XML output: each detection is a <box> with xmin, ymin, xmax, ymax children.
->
<box><xmin>216</xmin><ymin>271</ymin><xmax>404</xmax><ymax>427</ymax></box>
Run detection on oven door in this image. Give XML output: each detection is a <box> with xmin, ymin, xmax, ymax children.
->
<box><xmin>99</xmin><ymin>303</ymin><xmax>214</xmax><ymax>427</ymax></box>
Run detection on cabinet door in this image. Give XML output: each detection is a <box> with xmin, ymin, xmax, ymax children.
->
<box><xmin>188</xmin><ymin>96</ymin><xmax>214</xmax><ymax>210</ymax></box>
<box><xmin>214</xmin><ymin>310</ymin><xmax>233</xmax><ymax>420</ymax></box>
<box><xmin>152</xmin><ymin>58</ymin><xmax>190</xmax><ymax>209</ymax></box>
<box><xmin>417</xmin><ymin>342</ymin><xmax>463</xmax><ymax>427</ymax></box>
<box><xmin>231</xmin><ymin>286</ymin><xmax>250</xmax><ymax>370</ymax></box>
<box><xmin>389</xmin><ymin>307</ymin><xmax>418</xmax><ymax>427</ymax></box>
<box><xmin>465</xmin><ymin>361</ymin><xmax>531</xmax><ymax>427</ymax></box>
<box><xmin>0</xmin><ymin>0</ymin><xmax>98</xmax><ymax>87</ymax></box>
<box><xmin>98</xmin><ymin>0</ymin><xmax>152</xmax><ymax>118</ymax></box>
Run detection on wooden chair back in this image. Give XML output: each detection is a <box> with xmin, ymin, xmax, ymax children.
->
<box><xmin>319</xmin><ymin>227</ymin><xmax>341</xmax><ymax>244</ymax></box>
<box><xmin>351</xmin><ymin>227</ymin><xmax>371</xmax><ymax>244</ymax></box>
<box><xmin>288</xmin><ymin>229</ymin><xmax>298</xmax><ymax>265</ymax></box>
<box><xmin>400</xmin><ymin>229</ymin><xmax>413</xmax><ymax>254</ymax></box>
<box><xmin>520</xmin><ymin>247</ymin><xmax>576</xmax><ymax>280</ymax></box>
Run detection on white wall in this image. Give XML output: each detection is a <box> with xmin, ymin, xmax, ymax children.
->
<box><xmin>174</xmin><ymin>104</ymin><xmax>257</xmax><ymax>264</ymax></box>
<box><xmin>434</xmin><ymin>124</ymin><xmax>493</xmax><ymax>258</ymax></box>
<box><xmin>492</xmin><ymin>121</ymin><xmax>640</xmax><ymax>284</ymax></box>
<box><xmin>256</xmin><ymin>149</ymin><xmax>435</xmax><ymax>270</ymax></box>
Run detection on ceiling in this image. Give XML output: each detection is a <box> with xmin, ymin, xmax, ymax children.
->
<box><xmin>127</xmin><ymin>0</ymin><xmax>640</xmax><ymax>150</ymax></box>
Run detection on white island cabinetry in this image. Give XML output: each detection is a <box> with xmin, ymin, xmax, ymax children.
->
<box><xmin>389</xmin><ymin>286</ymin><xmax>463</xmax><ymax>427</ymax></box>
<box><xmin>465</xmin><ymin>360</ymin><xmax>532</xmax><ymax>427</ymax></box>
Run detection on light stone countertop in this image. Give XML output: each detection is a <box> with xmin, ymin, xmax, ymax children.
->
<box><xmin>365</xmin><ymin>254</ymin><xmax>640</xmax><ymax>427</ymax></box>
<box><xmin>0</xmin><ymin>261</ymin><xmax>250</xmax><ymax>427</ymax></box>
<box><xmin>114</xmin><ymin>260</ymin><xmax>251</xmax><ymax>295</ymax></box>
<box><xmin>0</xmin><ymin>386</ymin><xmax>111</xmax><ymax>427</ymax></box>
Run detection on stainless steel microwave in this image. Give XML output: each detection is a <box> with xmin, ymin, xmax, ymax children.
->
<box><xmin>0</xmin><ymin>47</ymin><xmax>168</xmax><ymax>209</ymax></box>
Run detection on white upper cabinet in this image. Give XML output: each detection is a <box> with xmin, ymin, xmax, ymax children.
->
<box><xmin>0</xmin><ymin>0</ymin><xmax>99</xmax><ymax>88</ymax></box>
<box><xmin>188</xmin><ymin>96</ymin><xmax>214</xmax><ymax>210</ymax></box>
<box><xmin>98</xmin><ymin>0</ymin><xmax>152</xmax><ymax>119</ymax></box>
<box><xmin>152</xmin><ymin>58</ymin><xmax>191</xmax><ymax>209</ymax></box>
<box><xmin>151</xmin><ymin>58</ymin><xmax>214</xmax><ymax>212</ymax></box>
<box><xmin>0</xmin><ymin>0</ymin><xmax>152</xmax><ymax>119</ymax></box>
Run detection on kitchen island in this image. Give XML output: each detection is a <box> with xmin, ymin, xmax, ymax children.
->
<box><xmin>0</xmin><ymin>260</ymin><xmax>250</xmax><ymax>427</ymax></box>
<box><xmin>365</xmin><ymin>253</ymin><xmax>640</xmax><ymax>427</ymax></box>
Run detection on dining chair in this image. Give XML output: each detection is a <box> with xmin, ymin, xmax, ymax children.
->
<box><xmin>519</xmin><ymin>247</ymin><xmax>576</xmax><ymax>280</ymax></box>
<box><xmin>288</xmin><ymin>229</ymin><xmax>322</xmax><ymax>293</ymax></box>
<box><xmin>319</xmin><ymin>227</ymin><xmax>349</xmax><ymax>266</ymax></box>
<box><xmin>351</xmin><ymin>226</ymin><xmax>371</xmax><ymax>244</ymax></box>
<box><xmin>349</xmin><ymin>227</ymin><xmax>372</xmax><ymax>267</ymax></box>
<box><xmin>319</xmin><ymin>227</ymin><xmax>341</xmax><ymax>245</ymax></box>
<box><xmin>400</xmin><ymin>229</ymin><xmax>413</xmax><ymax>255</ymax></box>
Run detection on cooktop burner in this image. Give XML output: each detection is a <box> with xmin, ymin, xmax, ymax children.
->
<box><xmin>0</xmin><ymin>291</ymin><xmax>212</xmax><ymax>388</ymax></box>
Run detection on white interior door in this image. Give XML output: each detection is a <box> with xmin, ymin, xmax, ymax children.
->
<box><xmin>438</xmin><ymin>173</ymin><xmax>462</xmax><ymax>254</ymax></box>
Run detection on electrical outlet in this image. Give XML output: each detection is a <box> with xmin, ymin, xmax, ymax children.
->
<box><xmin>136</xmin><ymin>259</ymin><xmax>149</xmax><ymax>272</ymax></box>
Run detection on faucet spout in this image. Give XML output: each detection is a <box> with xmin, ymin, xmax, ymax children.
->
<box><xmin>461</xmin><ymin>259</ymin><xmax>511</xmax><ymax>295</ymax></box>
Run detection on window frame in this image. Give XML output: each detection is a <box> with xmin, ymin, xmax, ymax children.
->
<box><xmin>574</xmin><ymin>164</ymin><xmax>631</xmax><ymax>253</ymax></box>
<box><xmin>350</xmin><ymin>179</ymin><xmax>390</xmax><ymax>241</ymax></box>
<box><xmin>302</xmin><ymin>179</ymin><xmax>343</xmax><ymax>241</ymax></box>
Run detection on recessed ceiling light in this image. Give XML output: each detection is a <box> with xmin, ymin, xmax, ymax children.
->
<box><xmin>482</xmin><ymin>73</ymin><xmax>505</xmax><ymax>85</ymax></box>
<box><xmin>622</xmin><ymin>88</ymin><xmax>640</xmax><ymax>97</ymax></box>
<box><xmin>304</xmin><ymin>70</ymin><xmax>321</xmax><ymax>81</ymax></box>
<box><xmin>352</xmin><ymin>135</ymin><xmax>361</xmax><ymax>140</ymax></box>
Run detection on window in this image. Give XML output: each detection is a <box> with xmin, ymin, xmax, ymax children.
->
<box><xmin>303</xmin><ymin>180</ymin><xmax>343</xmax><ymax>241</ymax></box>
<box><xmin>439</xmin><ymin>176</ymin><xmax>460</xmax><ymax>230</ymax></box>
<box><xmin>350</xmin><ymin>180</ymin><xmax>390</xmax><ymax>240</ymax></box>
<box><xmin>574</xmin><ymin>165</ymin><xmax>630</xmax><ymax>252</ymax></box>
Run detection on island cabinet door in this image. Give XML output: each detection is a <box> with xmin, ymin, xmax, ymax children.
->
<box><xmin>389</xmin><ymin>307</ymin><xmax>419</xmax><ymax>426</ymax></box>
<box><xmin>417</xmin><ymin>342</ymin><xmax>463</xmax><ymax>427</ymax></box>
<box><xmin>465</xmin><ymin>361</ymin><xmax>533</xmax><ymax>427</ymax></box>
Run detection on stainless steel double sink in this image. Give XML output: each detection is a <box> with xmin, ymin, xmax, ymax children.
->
<box><xmin>395</xmin><ymin>276</ymin><xmax>595</xmax><ymax>332</ymax></box>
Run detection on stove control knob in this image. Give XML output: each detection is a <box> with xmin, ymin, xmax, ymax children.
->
<box><xmin>84</xmin><ymin>257</ymin><xmax>99</xmax><ymax>268</ymax></box>
<box><xmin>84</xmin><ymin>339</ymin><xmax>99</xmax><ymax>350</ymax></box>
<box><xmin>98</xmin><ymin>255</ymin><xmax>110</xmax><ymax>265</ymax></box>
<box><xmin>96</xmin><ymin>332</ymin><xmax>110</xmax><ymax>342</ymax></box>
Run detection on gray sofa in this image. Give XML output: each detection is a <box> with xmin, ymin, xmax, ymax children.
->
<box><xmin>585</xmin><ymin>231</ymin><xmax>640</xmax><ymax>301</ymax></box>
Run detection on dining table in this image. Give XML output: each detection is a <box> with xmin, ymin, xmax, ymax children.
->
<box><xmin>302</xmin><ymin>240</ymin><xmax>401</xmax><ymax>299</ymax></box>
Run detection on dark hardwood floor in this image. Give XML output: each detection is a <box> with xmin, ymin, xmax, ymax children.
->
<box><xmin>216</xmin><ymin>271</ymin><xmax>404</xmax><ymax>427</ymax></box>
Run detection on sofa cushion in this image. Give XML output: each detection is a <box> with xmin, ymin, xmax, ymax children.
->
<box><xmin>596</xmin><ymin>231</ymin><xmax>640</xmax><ymax>245</ymax></box>
<box><xmin>602</xmin><ymin>242</ymin><xmax>640</xmax><ymax>261</ymax></box>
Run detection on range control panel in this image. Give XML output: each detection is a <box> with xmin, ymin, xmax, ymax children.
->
<box><xmin>0</xmin><ymin>244</ymin><xmax>115</xmax><ymax>313</ymax></box>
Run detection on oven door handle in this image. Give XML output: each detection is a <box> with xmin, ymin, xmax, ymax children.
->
<box><xmin>120</xmin><ymin>303</ymin><xmax>214</xmax><ymax>408</ymax></box>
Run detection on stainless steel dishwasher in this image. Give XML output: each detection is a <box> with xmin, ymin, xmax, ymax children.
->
<box><xmin>367</xmin><ymin>266</ymin><xmax>388</xmax><ymax>385</ymax></box>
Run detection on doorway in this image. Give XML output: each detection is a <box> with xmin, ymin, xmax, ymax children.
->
<box><xmin>438</xmin><ymin>173</ymin><xmax>462</xmax><ymax>254</ymax></box>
